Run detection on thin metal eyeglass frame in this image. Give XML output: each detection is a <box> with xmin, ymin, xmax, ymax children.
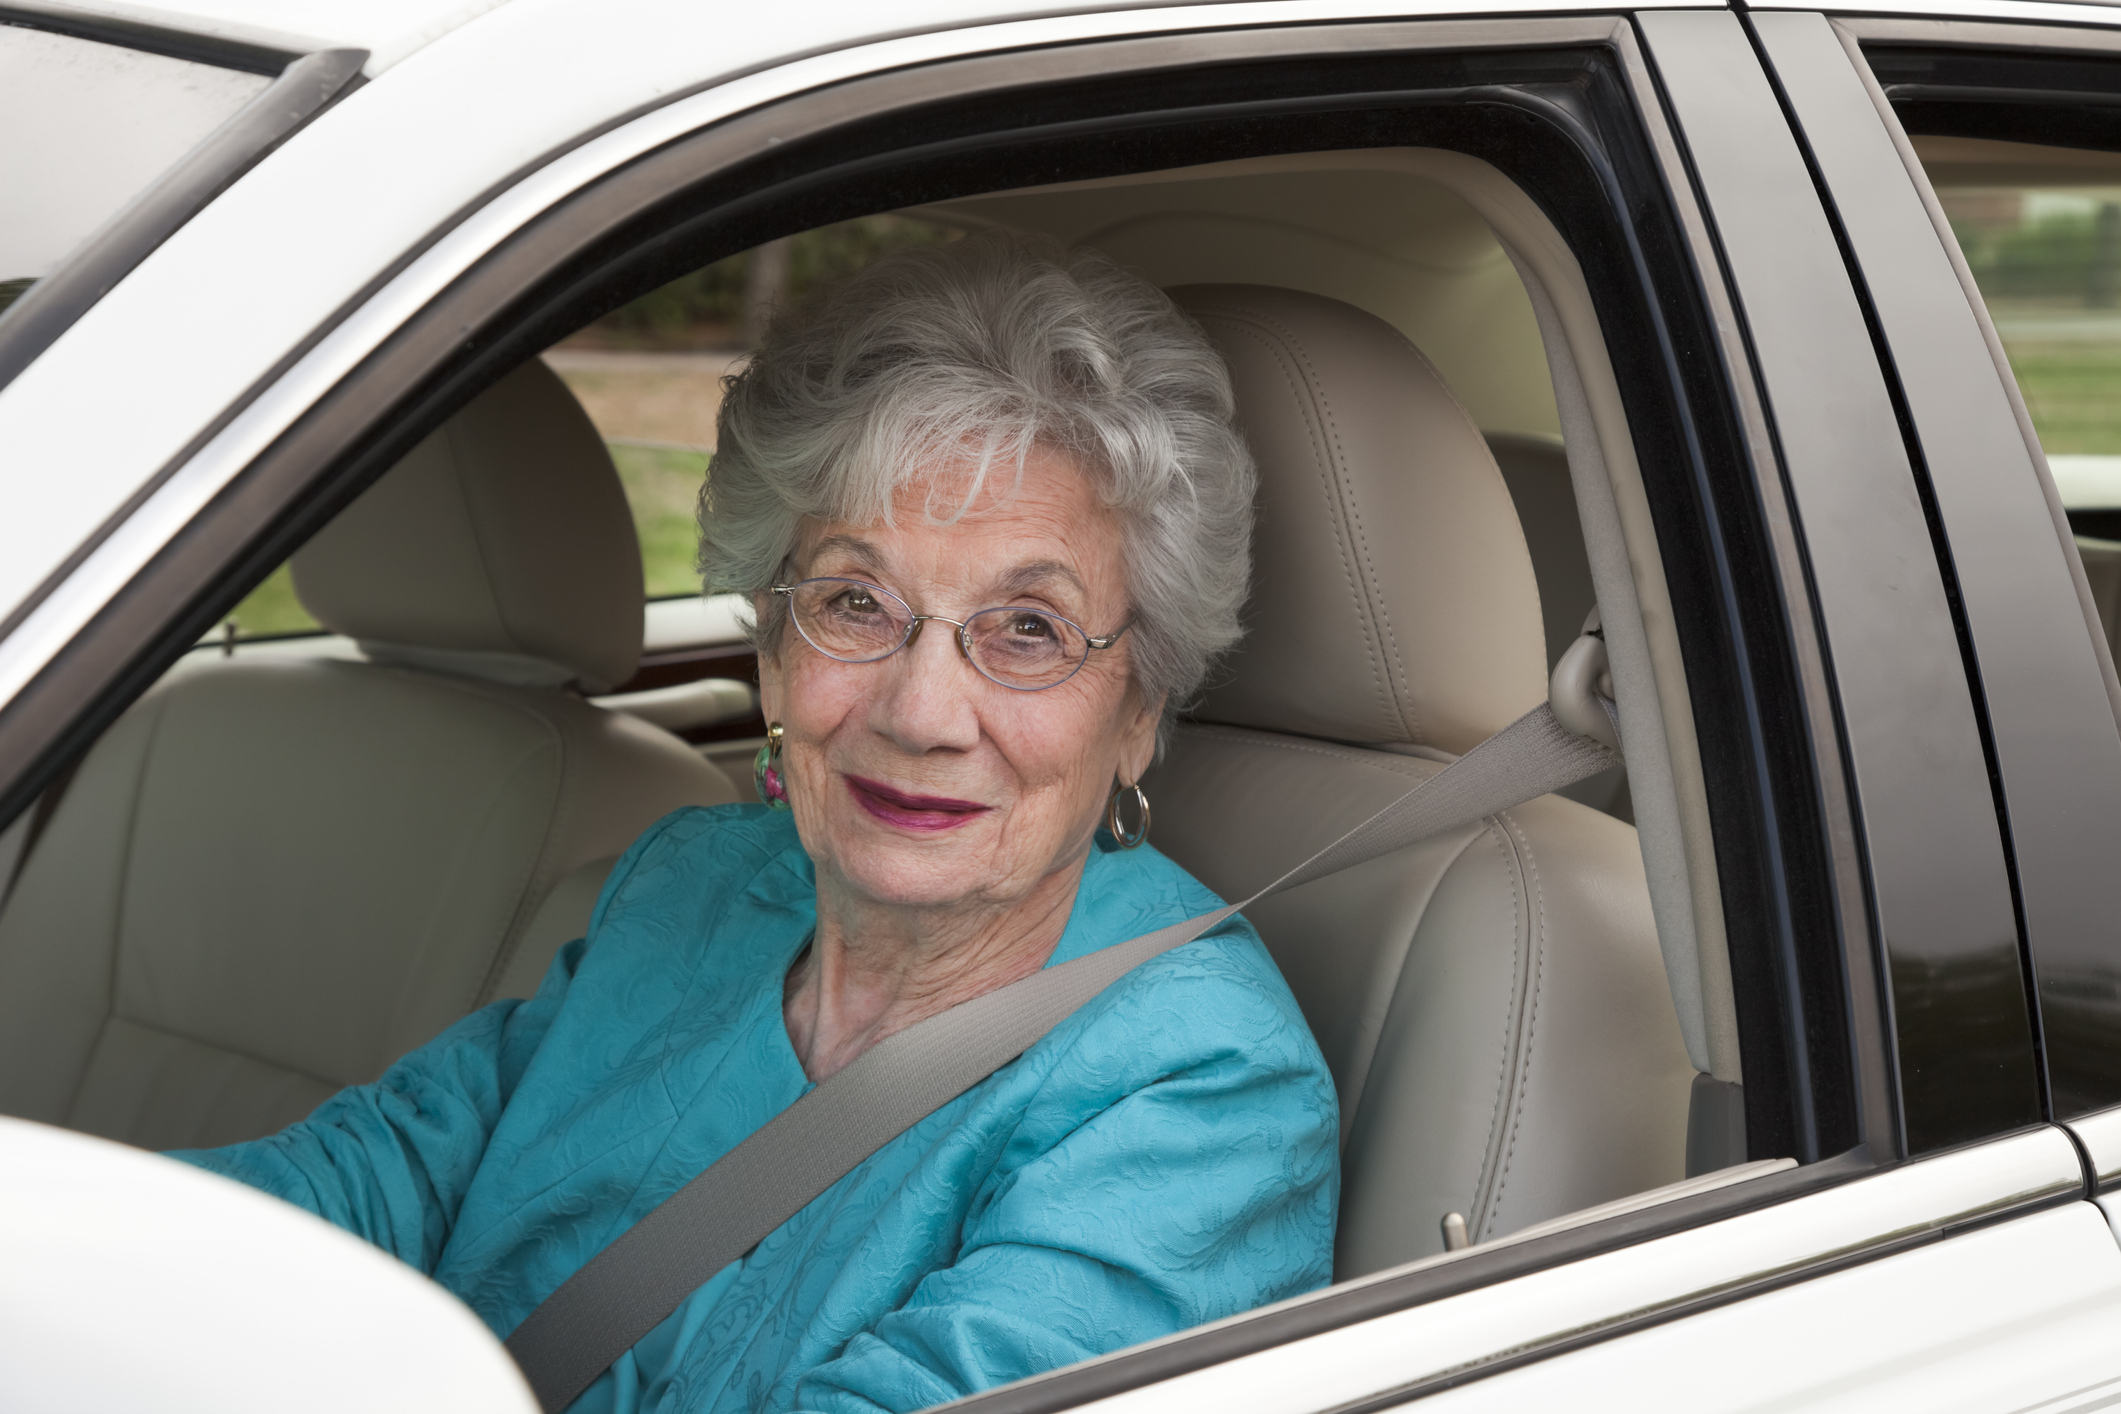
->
<box><xmin>770</xmin><ymin>578</ymin><xmax>1130</xmax><ymax>692</ymax></box>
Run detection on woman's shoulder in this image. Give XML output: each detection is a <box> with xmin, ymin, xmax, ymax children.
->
<box><xmin>1039</xmin><ymin>841</ymin><xmax>1330</xmax><ymax>1092</ymax></box>
<box><xmin>588</xmin><ymin>803</ymin><xmax>813</xmax><ymax>941</ymax></box>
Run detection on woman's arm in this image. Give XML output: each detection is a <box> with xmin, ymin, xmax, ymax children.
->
<box><xmin>167</xmin><ymin>810</ymin><xmax>699</xmax><ymax>1271</ymax></box>
<box><xmin>169</xmin><ymin>940</ymin><xmax>584</xmax><ymax>1273</ymax></box>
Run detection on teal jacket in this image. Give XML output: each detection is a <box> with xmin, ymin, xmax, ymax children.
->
<box><xmin>177</xmin><ymin>806</ymin><xmax>1338</xmax><ymax>1413</ymax></box>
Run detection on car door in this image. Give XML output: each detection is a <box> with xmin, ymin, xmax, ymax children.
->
<box><xmin>1</xmin><ymin>2</ymin><xmax>2116</xmax><ymax>1410</ymax></box>
<box><xmin>945</xmin><ymin>9</ymin><xmax>2121</xmax><ymax>1409</ymax></box>
<box><xmin>1759</xmin><ymin>0</ymin><xmax>2121</xmax><ymax>1136</ymax></box>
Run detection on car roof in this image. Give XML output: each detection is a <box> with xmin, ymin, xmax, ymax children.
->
<box><xmin>54</xmin><ymin>0</ymin><xmax>1187</xmax><ymax>75</ymax></box>
<box><xmin>48</xmin><ymin>0</ymin><xmax>506</xmax><ymax>72</ymax></box>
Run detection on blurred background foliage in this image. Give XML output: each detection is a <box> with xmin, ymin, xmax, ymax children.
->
<box><xmin>1945</xmin><ymin>188</ymin><xmax>2121</xmax><ymax>456</ymax></box>
<box><xmin>222</xmin><ymin>218</ymin><xmax>958</xmax><ymax>638</ymax></box>
<box><xmin>1951</xmin><ymin>204</ymin><xmax>2121</xmax><ymax>305</ymax></box>
<box><xmin>577</xmin><ymin>215</ymin><xmax>958</xmax><ymax>349</ymax></box>
<box><xmin>614</xmin><ymin>445</ymin><xmax>716</xmax><ymax>599</ymax></box>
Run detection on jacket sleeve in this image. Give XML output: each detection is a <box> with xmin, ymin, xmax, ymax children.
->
<box><xmin>167</xmin><ymin>937</ymin><xmax>585</xmax><ymax>1273</ymax></box>
<box><xmin>791</xmin><ymin>948</ymin><xmax>1340</xmax><ymax>1414</ymax></box>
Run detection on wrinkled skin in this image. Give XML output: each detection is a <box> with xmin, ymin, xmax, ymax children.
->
<box><xmin>757</xmin><ymin>446</ymin><xmax>1160</xmax><ymax>1080</ymax></box>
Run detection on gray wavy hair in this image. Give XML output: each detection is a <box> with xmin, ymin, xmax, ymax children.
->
<box><xmin>698</xmin><ymin>230</ymin><xmax>1255</xmax><ymax>744</ymax></box>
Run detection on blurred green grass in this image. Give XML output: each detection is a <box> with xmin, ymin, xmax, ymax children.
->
<box><xmin>614</xmin><ymin>444</ymin><xmax>711</xmax><ymax>599</ymax></box>
<box><xmin>222</xmin><ymin>442</ymin><xmax>710</xmax><ymax>639</ymax></box>
<box><xmin>2002</xmin><ymin>342</ymin><xmax>2121</xmax><ymax>455</ymax></box>
<box><xmin>226</xmin><ymin>563</ymin><xmax>316</xmax><ymax>637</ymax></box>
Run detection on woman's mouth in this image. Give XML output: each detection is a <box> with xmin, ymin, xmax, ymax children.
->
<box><xmin>843</xmin><ymin>775</ymin><xmax>993</xmax><ymax>832</ymax></box>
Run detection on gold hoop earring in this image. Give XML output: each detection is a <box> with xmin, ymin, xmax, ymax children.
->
<box><xmin>1106</xmin><ymin>780</ymin><xmax>1150</xmax><ymax>850</ymax></box>
<box><xmin>754</xmin><ymin>722</ymin><xmax>791</xmax><ymax>811</ymax></box>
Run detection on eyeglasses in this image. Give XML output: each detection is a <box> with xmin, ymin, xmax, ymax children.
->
<box><xmin>772</xmin><ymin>577</ymin><xmax>1131</xmax><ymax>691</ymax></box>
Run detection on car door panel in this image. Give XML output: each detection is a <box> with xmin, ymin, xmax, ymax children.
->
<box><xmin>1417</xmin><ymin>1199</ymin><xmax>2121</xmax><ymax>1413</ymax></box>
<box><xmin>1639</xmin><ymin>7</ymin><xmax>2040</xmax><ymax>1154</ymax></box>
<box><xmin>1000</xmin><ymin>1130</ymin><xmax>2089</xmax><ymax>1412</ymax></box>
<box><xmin>2068</xmin><ymin>1105</ymin><xmax>2121</xmax><ymax>1243</ymax></box>
<box><xmin>1755</xmin><ymin>10</ymin><xmax>2121</xmax><ymax>1130</ymax></box>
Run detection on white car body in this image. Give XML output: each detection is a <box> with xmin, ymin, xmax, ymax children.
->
<box><xmin>6</xmin><ymin>0</ymin><xmax>2121</xmax><ymax>1409</ymax></box>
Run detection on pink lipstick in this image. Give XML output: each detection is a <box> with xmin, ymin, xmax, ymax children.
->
<box><xmin>844</xmin><ymin>775</ymin><xmax>991</xmax><ymax>832</ymax></box>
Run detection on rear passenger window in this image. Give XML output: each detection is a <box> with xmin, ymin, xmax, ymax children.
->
<box><xmin>1919</xmin><ymin>135</ymin><xmax>2121</xmax><ymax>658</ymax></box>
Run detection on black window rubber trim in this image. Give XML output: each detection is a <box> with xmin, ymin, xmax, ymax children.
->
<box><xmin>0</xmin><ymin>33</ymin><xmax>366</xmax><ymax>393</ymax></box>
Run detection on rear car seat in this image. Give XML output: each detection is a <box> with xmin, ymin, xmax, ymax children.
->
<box><xmin>0</xmin><ymin>360</ymin><xmax>737</xmax><ymax>1152</ymax></box>
<box><xmin>1153</xmin><ymin>286</ymin><xmax>1693</xmax><ymax>1277</ymax></box>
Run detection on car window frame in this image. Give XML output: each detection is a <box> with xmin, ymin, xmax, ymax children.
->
<box><xmin>1640</xmin><ymin>8</ymin><xmax>2046</xmax><ymax>1157</ymax></box>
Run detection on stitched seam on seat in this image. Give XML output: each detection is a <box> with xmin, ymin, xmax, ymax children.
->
<box><xmin>346</xmin><ymin>662</ymin><xmax>569</xmax><ymax>1022</ymax></box>
<box><xmin>444</xmin><ymin>418</ymin><xmax>520</xmax><ymax>651</ymax></box>
<box><xmin>1467</xmin><ymin>821</ymin><xmax>1524</xmax><ymax>1236</ymax></box>
<box><xmin>1336</xmin><ymin>823</ymin><xmax>1487</xmax><ymax>1151</ymax></box>
<box><xmin>472</xmin><ymin>705</ymin><xmax>583</xmax><ymax>1010</ymax></box>
<box><xmin>1194</xmin><ymin>312</ymin><xmax>1400</xmax><ymax>741</ymax></box>
<box><xmin>71</xmin><ymin>691</ymin><xmax>174</xmax><ymax>1126</ymax></box>
<box><xmin>424</xmin><ymin>741</ymin><xmax>563</xmax><ymax>1027</ymax></box>
<box><xmin>66</xmin><ymin>1016</ymin><xmax>123</xmax><ymax>1132</ymax></box>
<box><xmin>1270</xmin><ymin>319</ymin><xmax>1421</xmax><ymax>746</ymax></box>
<box><xmin>1201</xmin><ymin>301</ymin><xmax>1426</xmax><ymax>742</ymax></box>
<box><xmin>1483</xmin><ymin>809</ymin><xmax>1547</xmax><ymax>1239</ymax></box>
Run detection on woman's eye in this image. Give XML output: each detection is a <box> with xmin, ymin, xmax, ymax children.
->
<box><xmin>835</xmin><ymin>590</ymin><xmax>882</xmax><ymax>615</ymax></box>
<box><xmin>1006</xmin><ymin>613</ymin><xmax>1054</xmax><ymax>639</ymax></box>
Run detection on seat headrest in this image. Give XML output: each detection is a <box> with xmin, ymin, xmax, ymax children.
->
<box><xmin>291</xmin><ymin>360</ymin><xmax>644</xmax><ymax>694</ymax></box>
<box><xmin>1174</xmin><ymin>285</ymin><xmax>1546</xmax><ymax>755</ymax></box>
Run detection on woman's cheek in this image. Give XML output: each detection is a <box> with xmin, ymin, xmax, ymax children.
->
<box><xmin>776</xmin><ymin>659</ymin><xmax>852</xmax><ymax>841</ymax></box>
<box><xmin>1009</xmin><ymin>689</ymin><xmax>1121</xmax><ymax>819</ymax></box>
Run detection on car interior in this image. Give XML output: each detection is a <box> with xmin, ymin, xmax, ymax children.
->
<box><xmin>0</xmin><ymin>146</ymin><xmax>1761</xmax><ymax>1291</ymax></box>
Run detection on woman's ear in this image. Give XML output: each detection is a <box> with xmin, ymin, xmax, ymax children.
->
<box><xmin>1118</xmin><ymin>688</ymin><xmax>1164</xmax><ymax>785</ymax></box>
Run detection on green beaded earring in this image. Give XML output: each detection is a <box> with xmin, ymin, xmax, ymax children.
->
<box><xmin>753</xmin><ymin>722</ymin><xmax>791</xmax><ymax>810</ymax></box>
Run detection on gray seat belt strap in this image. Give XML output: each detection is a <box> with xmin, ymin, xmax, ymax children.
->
<box><xmin>505</xmin><ymin>703</ymin><xmax>1617</xmax><ymax>1412</ymax></box>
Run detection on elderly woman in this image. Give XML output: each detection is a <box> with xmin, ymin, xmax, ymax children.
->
<box><xmin>176</xmin><ymin>233</ymin><xmax>1338</xmax><ymax>1414</ymax></box>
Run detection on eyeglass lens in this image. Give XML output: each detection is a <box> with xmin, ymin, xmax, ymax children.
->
<box><xmin>786</xmin><ymin>578</ymin><xmax>1092</xmax><ymax>689</ymax></box>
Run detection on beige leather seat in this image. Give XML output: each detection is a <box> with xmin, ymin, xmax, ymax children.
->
<box><xmin>1486</xmin><ymin>433</ymin><xmax>1596</xmax><ymax>675</ymax></box>
<box><xmin>1153</xmin><ymin>286</ymin><xmax>1692</xmax><ymax>1279</ymax></box>
<box><xmin>0</xmin><ymin>360</ymin><xmax>737</xmax><ymax>1152</ymax></box>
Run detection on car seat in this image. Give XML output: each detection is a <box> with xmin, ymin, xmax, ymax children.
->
<box><xmin>0</xmin><ymin>360</ymin><xmax>737</xmax><ymax>1152</ymax></box>
<box><xmin>1152</xmin><ymin>285</ymin><xmax>1693</xmax><ymax>1277</ymax></box>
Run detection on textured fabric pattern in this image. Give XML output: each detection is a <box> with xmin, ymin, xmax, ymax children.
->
<box><xmin>175</xmin><ymin>806</ymin><xmax>1338</xmax><ymax>1414</ymax></box>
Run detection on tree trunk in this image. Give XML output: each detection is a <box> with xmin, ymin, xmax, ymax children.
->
<box><xmin>744</xmin><ymin>237</ymin><xmax>793</xmax><ymax>346</ymax></box>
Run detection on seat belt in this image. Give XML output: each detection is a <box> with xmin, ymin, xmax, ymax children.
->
<box><xmin>506</xmin><ymin>702</ymin><xmax>1619</xmax><ymax>1412</ymax></box>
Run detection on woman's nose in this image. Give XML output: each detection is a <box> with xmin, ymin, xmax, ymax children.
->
<box><xmin>867</xmin><ymin>616</ymin><xmax>981</xmax><ymax>751</ymax></box>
